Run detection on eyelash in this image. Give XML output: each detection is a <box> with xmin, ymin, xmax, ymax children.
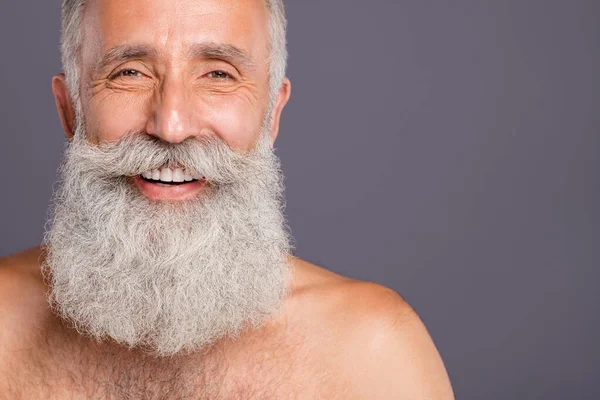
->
<box><xmin>111</xmin><ymin>69</ymin><xmax>143</xmax><ymax>79</ymax></box>
<box><xmin>110</xmin><ymin>69</ymin><xmax>234</xmax><ymax>81</ymax></box>
<box><xmin>207</xmin><ymin>71</ymin><xmax>233</xmax><ymax>80</ymax></box>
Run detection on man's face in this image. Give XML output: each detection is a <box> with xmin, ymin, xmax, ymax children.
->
<box><xmin>43</xmin><ymin>0</ymin><xmax>292</xmax><ymax>357</ymax></box>
<box><xmin>77</xmin><ymin>0</ymin><xmax>276</xmax><ymax>198</ymax></box>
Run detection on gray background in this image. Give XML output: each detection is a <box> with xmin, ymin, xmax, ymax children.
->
<box><xmin>1</xmin><ymin>1</ymin><xmax>598</xmax><ymax>398</ymax></box>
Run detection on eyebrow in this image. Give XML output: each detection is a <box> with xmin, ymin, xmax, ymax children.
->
<box><xmin>93</xmin><ymin>42</ymin><xmax>256</xmax><ymax>75</ymax></box>
<box><xmin>187</xmin><ymin>42</ymin><xmax>256</xmax><ymax>72</ymax></box>
<box><xmin>94</xmin><ymin>44</ymin><xmax>158</xmax><ymax>74</ymax></box>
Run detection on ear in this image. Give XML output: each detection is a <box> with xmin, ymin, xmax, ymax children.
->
<box><xmin>52</xmin><ymin>73</ymin><xmax>77</xmax><ymax>140</ymax></box>
<box><xmin>267</xmin><ymin>77</ymin><xmax>291</xmax><ymax>145</ymax></box>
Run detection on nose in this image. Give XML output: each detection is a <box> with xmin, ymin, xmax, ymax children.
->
<box><xmin>145</xmin><ymin>75</ymin><xmax>200</xmax><ymax>144</ymax></box>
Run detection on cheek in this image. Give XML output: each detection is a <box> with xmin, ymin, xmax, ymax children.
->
<box><xmin>202</xmin><ymin>95</ymin><xmax>265</xmax><ymax>151</ymax></box>
<box><xmin>85</xmin><ymin>94</ymin><xmax>150</xmax><ymax>142</ymax></box>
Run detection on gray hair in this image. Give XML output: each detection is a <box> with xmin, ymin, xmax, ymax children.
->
<box><xmin>60</xmin><ymin>0</ymin><xmax>288</xmax><ymax>117</ymax></box>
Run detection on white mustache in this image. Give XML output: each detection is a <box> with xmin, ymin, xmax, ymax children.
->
<box><xmin>68</xmin><ymin>132</ymin><xmax>275</xmax><ymax>185</ymax></box>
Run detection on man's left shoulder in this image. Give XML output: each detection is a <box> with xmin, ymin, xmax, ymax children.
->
<box><xmin>289</xmin><ymin>258</ymin><xmax>423</xmax><ymax>329</ymax></box>
<box><xmin>320</xmin><ymin>276</ymin><xmax>455</xmax><ymax>399</ymax></box>
<box><xmin>335</xmin><ymin>279</ymin><xmax>414</xmax><ymax>324</ymax></box>
<box><xmin>337</xmin><ymin>280</ymin><xmax>454</xmax><ymax>399</ymax></box>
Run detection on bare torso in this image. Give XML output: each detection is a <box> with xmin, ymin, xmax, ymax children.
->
<box><xmin>0</xmin><ymin>247</ymin><xmax>370</xmax><ymax>399</ymax></box>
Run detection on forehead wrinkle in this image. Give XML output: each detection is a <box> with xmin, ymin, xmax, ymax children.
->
<box><xmin>82</xmin><ymin>0</ymin><xmax>269</xmax><ymax>74</ymax></box>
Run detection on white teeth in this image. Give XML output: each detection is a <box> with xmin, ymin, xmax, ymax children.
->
<box><xmin>159</xmin><ymin>168</ymin><xmax>173</xmax><ymax>182</ymax></box>
<box><xmin>172</xmin><ymin>168</ymin><xmax>185</xmax><ymax>183</ymax></box>
<box><xmin>141</xmin><ymin>167</ymin><xmax>196</xmax><ymax>183</ymax></box>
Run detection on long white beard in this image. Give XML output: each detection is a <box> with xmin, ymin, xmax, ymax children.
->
<box><xmin>42</xmin><ymin>126</ymin><xmax>293</xmax><ymax>357</ymax></box>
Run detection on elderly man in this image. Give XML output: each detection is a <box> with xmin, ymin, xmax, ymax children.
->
<box><xmin>0</xmin><ymin>0</ymin><xmax>454</xmax><ymax>398</ymax></box>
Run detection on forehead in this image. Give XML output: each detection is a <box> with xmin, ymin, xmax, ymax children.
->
<box><xmin>82</xmin><ymin>0</ymin><xmax>270</xmax><ymax>66</ymax></box>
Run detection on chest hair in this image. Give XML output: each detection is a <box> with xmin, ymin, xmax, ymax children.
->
<box><xmin>5</xmin><ymin>324</ymin><xmax>325</xmax><ymax>399</ymax></box>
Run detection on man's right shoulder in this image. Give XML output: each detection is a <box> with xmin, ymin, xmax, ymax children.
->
<box><xmin>0</xmin><ymin>246</ymin><xmax>47</xmax><ymax>300</ymax></box>
<box><xmin>0</xmin><ymin>247</ymin><xmax>51</xmax><ymax>354</ymax></box>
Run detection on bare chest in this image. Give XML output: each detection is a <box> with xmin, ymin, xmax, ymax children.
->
<box><xmin>4</xmin><ymin>327</ymin><xmax>352</xmax><ymax>399</ymax></box>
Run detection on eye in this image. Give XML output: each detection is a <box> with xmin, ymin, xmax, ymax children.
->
<box><xmin>207</xmin><ymin>71</ymin><xmax>232</xmax><ymax>80</ymax></box>
<box><xmin>111</xmin><ymin>69</ymin><xmax>144</xmax><ymax>79</ymax></box>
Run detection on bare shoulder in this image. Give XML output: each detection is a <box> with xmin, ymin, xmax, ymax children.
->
<box><xmin>0</xmin><ymin>246</ymin><xmax>51</xmax><ymax>355</ymax></box>
<box><xmin>340</xmin><ymin>282</ymin><xmax>454</xmax><ymax>399</ymax></box>
<box><xmin>0</xmin><ymin>246</ymin><xmax>47</xmax><ymax>300</ymax></box>
<box><xmin>288</xmin><ymin>258</ymin><xmax>455</xmax><ymax>399</ymax></box>
<box><xmin>288</xmin><ymin>256</ymin><xmax>420</xmax><ymax>324</ymax></box>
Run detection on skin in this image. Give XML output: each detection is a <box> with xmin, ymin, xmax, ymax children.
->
<box><xmin>0</xmin><ymin>0</ymin><xmax>455</xmax><ymax>398</ymax></box>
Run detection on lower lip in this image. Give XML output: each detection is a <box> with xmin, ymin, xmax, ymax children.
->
<box><xmin>132</xmin><ymin>175</ymin><xmax>208</xmax><ymax>201</ymax></box>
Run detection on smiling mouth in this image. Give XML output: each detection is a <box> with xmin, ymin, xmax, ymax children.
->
<box><xmin>140</xmin><ymin>166</ymin><xmax>201</xmax><ymax>185</ymax></box>
<box><xmin>134</xmin><ymin>166</ymin><xmax>208</xmax><ymax>201</ymax></box>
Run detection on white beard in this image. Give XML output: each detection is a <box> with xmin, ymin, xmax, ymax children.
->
<box><xmin>42</xmin><ymin>125</ymin><xmax>293</xmax><ymax>357</ymax></box>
